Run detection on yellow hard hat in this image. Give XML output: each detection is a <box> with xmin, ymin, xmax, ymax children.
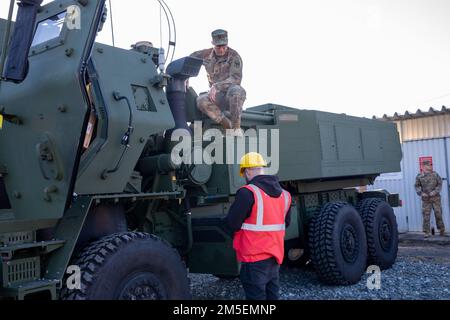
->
<box><xmin>239</xmin><ymin>152</ymin><xmax>267</xmax><ymax>177</ymax></box>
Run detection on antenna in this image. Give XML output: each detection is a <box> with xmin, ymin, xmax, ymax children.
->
<box><xmin>158</xmin><ymin>1</ymin><xmax>165</xmax><ymax>73</ymax></box>
<box><xmin>108</xmin><ymin>0</ymin><xmax>115</xmax><ymax>47</ymax></box>
<box><xmin>156</xmin><ymin>0</ymin><xmax>177</xmax><ymax>70</ymax></box>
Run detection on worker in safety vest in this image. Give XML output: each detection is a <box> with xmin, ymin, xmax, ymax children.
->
<box><xmin>225</xmin><ymin>152</ymin><xmax>292</xmax><ymax>300</ymax></box>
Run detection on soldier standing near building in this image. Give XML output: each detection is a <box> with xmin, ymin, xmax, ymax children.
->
<box><xmin>415</xmin><ymin>160</ymin><xmax>446</xmax><ymax>238</ymax></box>
<box><xmin>190</xmin><ymin>29</ymin><xmax>246</xmax><ymax>133</ymax></box>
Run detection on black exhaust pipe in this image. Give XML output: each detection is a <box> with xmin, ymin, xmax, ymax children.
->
<box><xmin>167</xmin><ymin>79</ymin><xmax>190</xmax><ymax>133</ymax></box>
<box><xmin>165</xmin><ymin>57</ymin><xmax>203</xmax><ymax>136</ymax></box>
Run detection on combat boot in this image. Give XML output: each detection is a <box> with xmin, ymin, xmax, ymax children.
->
<box><xmin>220</xmin><ymin>117</ymin><xmax>232</xmax><ymax>130</ymax></box>
<box><xmin>232</xmin><ymin>118</ymin><xmax>241</xmax><ymax>131</ymax></box>
<box><xmin>424</xmin><ymin>232</ymin><xmax>430</xmax><ymax>239</ymax></box>
<box><xmin>226</xmin><ymin>128</ymin><xmax>244</xmax><ymax>138</ymax></box>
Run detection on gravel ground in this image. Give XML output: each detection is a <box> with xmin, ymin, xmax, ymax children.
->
<box><xmin>189</xmin><ymin>241</ymin><xmax>450</xmax><ymax>300</ymax></box>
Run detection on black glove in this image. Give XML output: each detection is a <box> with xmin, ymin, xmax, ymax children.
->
<box><xmin>220</xmin><ymin>217</ymin><xmax>234</xmax><ymax>237</ymax></box>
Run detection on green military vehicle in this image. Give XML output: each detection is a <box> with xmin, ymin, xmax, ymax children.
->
<box><xmin>0</xmin><ymin>0</ymin><xmax>402</xmax><ymax>300</ymax></box>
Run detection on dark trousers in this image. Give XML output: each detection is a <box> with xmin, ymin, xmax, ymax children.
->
<box><xmin>239</xmin><ymin>258</ymin><xmax>280</xmax><ymax>300</ymax></box>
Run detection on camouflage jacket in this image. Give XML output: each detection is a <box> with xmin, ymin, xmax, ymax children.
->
<box><xmin>415</xmin><ymin>171</ymin><xmax>443</xmax><ymax>197</ymax></box>
<box><xmin>190</xmin><ymin>47</ymin><xmax>243</xmax><ymax>93</ymax></box>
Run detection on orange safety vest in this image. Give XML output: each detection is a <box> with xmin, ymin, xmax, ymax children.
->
<box><xmin>233</xmin><ymin>184</ymin><xmax>292</xmax><ymax>265</ymax></box>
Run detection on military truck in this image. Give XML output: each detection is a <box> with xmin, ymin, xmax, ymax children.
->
<box><xmin>0</xmin><ymin>0</ymin><xmax>402</xmax><ymax>300</ymax></box>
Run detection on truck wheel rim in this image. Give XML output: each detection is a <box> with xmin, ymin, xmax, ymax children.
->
<box><xmin>379</xmin><ymin>218</ymin><xmax>392</xmax><ymax>251</ymax></box>
<box><xmin>340</xmin><ymin>224</ymin><xmax>358</xmax><ymax>263</ymax></box>
<box><xmin>118</xmin><ymin>273</ymin><xmax>166</xmax><ymax>300</ymax></box>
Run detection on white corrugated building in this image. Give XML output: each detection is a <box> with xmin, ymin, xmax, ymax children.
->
<box><xmin>370</xmin><ymin>107</ymin><xmax>450</xmax><ymax>234</ymax></box>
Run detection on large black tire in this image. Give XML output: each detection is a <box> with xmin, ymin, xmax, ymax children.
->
<box><xmin>309</xmin><ymin>202</ymin><xmax>367</xmax><ymax>285</ymax></box>
<box><xmin>357</xmin><ymin>198</ymin><xmax>398</xmax><ymax>270</ymax></box>
<box><xmin>61</xmin><ymin>232</ymin><xmax>191</xmax><ymax>300</ymax></box>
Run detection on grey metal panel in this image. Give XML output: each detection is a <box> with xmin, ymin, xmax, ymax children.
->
<box><xmin>319</xmin><ymin>123</ymin><xmax>338</xmax><ymax>161</ymax></box>
<box><xmin>335</xmin><ymin>126</ymin><xmax>363</xmax><ymax>161</ymax></box>
<box><xmin>278</xmin><ymin>109</ymin><xmax>402</xmax><ymax>182</ymax></box>
<box><xmin>373</xmin><ymin>139</ymin><xmax>450</xmax><ymax>233</ymax></box>
<box><xmin>401</xmin><ymin>139</ymin><xmax>449</xmax><ymax>232</ymax></box>
<box><xmin>368</xmin><ymin>174</ymin><xmax>408</xmax><ymax>232</ymax></box>
<box><xmin>395</xmin><ymin>114</ymin><xmax>450</xmax><ymax>142</ymax></box>
<box><xmin>361</xmin><ymin>128</ymin><xmax>383</xmax><ymax>161</ymax></box>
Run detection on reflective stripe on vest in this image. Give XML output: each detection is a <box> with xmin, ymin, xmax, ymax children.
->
<box><xmin>241</xmin><ymin>184</ymin><xmax>290</xmax><ymax>232</ymax></box>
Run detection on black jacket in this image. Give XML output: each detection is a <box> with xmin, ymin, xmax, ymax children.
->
<box><xmin>225</xmin><ymin>175</ymin><xmax>292</xmax><ymax>232</ymax></box>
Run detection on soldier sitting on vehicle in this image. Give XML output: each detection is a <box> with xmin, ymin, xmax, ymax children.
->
<box><xmin>415</xmin><ymin>160</ymin><xmax>446</xmax><ymax>238</ymax></box>
<box><xmin>190</xmin><ymin>29</ymin><xmax>246</xmax><ymax>134</ymax></box>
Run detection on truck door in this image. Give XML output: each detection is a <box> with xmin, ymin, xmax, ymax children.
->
<box><xmin>0</xmin><ymin>0</ymin><xmax>106</xmax><ymax>220</ymax></box>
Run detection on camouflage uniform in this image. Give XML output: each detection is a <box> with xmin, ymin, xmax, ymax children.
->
<box><xmin>190</xmin><ymin>47</ymin><xmax>246</xmax><ymax>129</ymax></box>
<box><xmin>415</xmin><ymin>171</ymin><xmax>445</xmax><ymax>235</ymax></box>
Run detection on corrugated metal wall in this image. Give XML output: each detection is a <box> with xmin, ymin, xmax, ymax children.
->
<box><xmin>394</xmin><ymin>114</ymin><xmax>450</xmax><ymax>142</ymax></box>
<box><xmin>368</xmin><ymin>173</ymin><xmax>408</xmax><ymax>232</ymax></box>
<box><xmin>370</xmin><ymin>138</ymin><xmax>450</xmax><ymax>233</ymax></box>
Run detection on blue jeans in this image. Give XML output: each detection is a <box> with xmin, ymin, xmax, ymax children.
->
<box><xmin>239</xmin><ymin>257</ymin><xmax>280</xmax><ymax>300</ymax></box>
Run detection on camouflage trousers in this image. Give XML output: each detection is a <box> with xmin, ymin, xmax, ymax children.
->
<box><xmin>197</xmin><ymin>84</ymin><xmax>246</xmax><ymax>129</ymax></box>
<box><xmin>422</xmin><ymin>196</ymin><xmax>445</xmax><ymax>234</ymax></box>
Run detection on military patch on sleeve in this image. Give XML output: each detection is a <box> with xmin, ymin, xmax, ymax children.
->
<box><xmin>234</xmin><ymin>59</ymin><xmax>241</xmax><ymax>68</ymax></box>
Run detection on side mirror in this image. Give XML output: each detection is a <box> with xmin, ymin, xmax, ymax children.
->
<box><xmin>3</xmin><ymin>0</ymin><xmax>43</xmax><ymax>82</ymax></box>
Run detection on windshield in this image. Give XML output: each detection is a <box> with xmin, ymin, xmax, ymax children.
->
<box><xmin>31</xmin><ymin>11</ymin><xmax>66</xmax><ymax>47</ymax></box>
